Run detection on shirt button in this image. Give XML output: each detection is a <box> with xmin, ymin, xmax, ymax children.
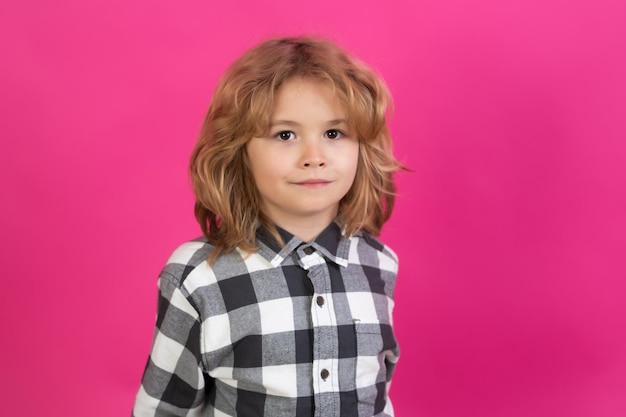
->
<box><xmin>303</xmin><ymin>246</ymin><xmax>315</xmax><ymax>255</ymax></box>
<box><xmin>320</xmin><ymin>369</ymin><xmax>329</xmax><ymax>380</ymax></box>
<box><xmin>316</xmin><ymin>296</ymin><xmax>325</xmax><ymax>306</ymax></box>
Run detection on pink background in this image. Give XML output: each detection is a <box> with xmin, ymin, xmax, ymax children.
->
<box><xmin>1</xmin><ymin>0</ymin><xmax>625</xmax><ymax>416</ymax></box>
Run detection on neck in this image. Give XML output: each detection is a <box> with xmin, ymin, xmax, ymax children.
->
<box><xmin>269</xmin><ymin>217</ymin><xmax>335</xmax><ymax>243</ymax></box>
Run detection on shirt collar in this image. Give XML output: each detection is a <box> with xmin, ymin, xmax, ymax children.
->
<box><xmin>256</xmin><ymin>222</ymin><xmax>350</xmax><ymax>268</ymax></box>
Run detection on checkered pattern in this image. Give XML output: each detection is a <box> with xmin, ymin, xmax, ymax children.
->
<box><xmin>133</xmin><ymin>222</ymin><xmax>400</xmax><ymax>417</ymax></box>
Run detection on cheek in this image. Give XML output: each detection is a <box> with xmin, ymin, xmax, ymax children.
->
<box><xmin>246</xmin><ymin>144</ymin><xmax>272</xmax><ymax>183</ymax></box>
<box><xmin>347</xmin><ymin>147</ymin><xmax>360</xmax><ymax>180</ymax></box>
<box><xmin>337</xmin><ymin>150</ymin><xmax>360</xmax><ymax>195</ymax></box>
<box><xmin>249</xmin><ymin>164</ymin><xmax>270</xmax><ymax>192</ymax></box>
<box><xmin>248</xmin><ymin>157</ymin><xmax>284</xmax><ymax>197</ymax></box>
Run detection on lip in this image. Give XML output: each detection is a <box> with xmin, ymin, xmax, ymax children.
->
<box><xmin>293</xmin><ymin>179</ymin><xmax>332</xmax><ymax>188</ymax></box>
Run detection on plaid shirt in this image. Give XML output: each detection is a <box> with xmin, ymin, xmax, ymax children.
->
<box><xmin>133</xmin><ymin>222</ymin><xmax>400</xmax><ymax>417</ymax></box>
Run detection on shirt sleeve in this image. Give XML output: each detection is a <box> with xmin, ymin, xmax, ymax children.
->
<box><xmin>383</xmin><ymin>251</ymin><xmax>400</xmax><ymax>415</ymax></box>
<box><xmin>132</xmin><ymin>274</ymin><xmax>208</xmax><ymax>417</ymax></box>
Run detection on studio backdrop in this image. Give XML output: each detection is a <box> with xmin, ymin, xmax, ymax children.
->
<box><xmin>1</xmin><ymin>0</ymin><xmax>625</xmax><ymax>416</ymax></box>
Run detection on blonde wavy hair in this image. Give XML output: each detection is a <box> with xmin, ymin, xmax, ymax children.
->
<box><xmin>190</xmin><ymin>36</ymin><xmax>403</xmax><ymax>262</ymax></box>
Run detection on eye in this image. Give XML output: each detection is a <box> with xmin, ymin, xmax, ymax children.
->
<box><xmin>325</xmin><ymin>129</ymin><xmax>343</xmax><ymax>140</ymax></box>
<box><xmin>275</xmin><ymin>131</ymin><xmax>295</xmax><ymax>141</ymax></box>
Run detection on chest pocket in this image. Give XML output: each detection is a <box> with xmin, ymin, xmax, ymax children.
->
<box><xmin>353</xmin><ymin>320</ymin><xmax>394</xmax><ymax>416</ymax></box>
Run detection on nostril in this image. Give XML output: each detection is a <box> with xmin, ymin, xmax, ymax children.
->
<box><xmin>303</xmin><ymin>158</ymin><xmax>325</xmax><ymax>168</ymax></box>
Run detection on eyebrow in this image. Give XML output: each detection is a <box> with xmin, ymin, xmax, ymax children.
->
<box><xmin>270</xmin><ymin>119</ymin><xmax>349</xmax><ymax>128</ymax></box>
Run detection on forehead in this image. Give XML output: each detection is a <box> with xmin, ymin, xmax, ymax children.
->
<box><xmin>272</xmin><ymin>77</ymin><xmax>346</xmax><ymax>120</ymax></box>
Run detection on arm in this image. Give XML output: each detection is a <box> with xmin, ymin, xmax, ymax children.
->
<box><xmin>133</xmin><ymin>275</ymin><xmax>208</xmax><ymax>417</ymax></box>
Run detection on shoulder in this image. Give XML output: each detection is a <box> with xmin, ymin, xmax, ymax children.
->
<box><xmin>159</xmin><ymin>238</ymin><xmax>259</xmax><ymax>292</ymax></box>
<box><xmin>348</xmin><ymin>231</ymin><xmax>398</xmax><ymax>274</ymax></box>
<box><xmin>158</xmin><ymin>237</ymin><xmax>215</xmax><ymax>288</ymax></box>
<box><xmin>165</xmin><ymin>237</ymin><xmax>213</xmax><ymax>268</ymax></box>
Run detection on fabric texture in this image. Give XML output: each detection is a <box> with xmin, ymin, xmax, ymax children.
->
<box><xmin>133</xmin><ymin>222</ymin><xmax>399</xmax><ymax>417</ymax></box>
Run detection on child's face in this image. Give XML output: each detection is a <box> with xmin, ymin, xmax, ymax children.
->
<box><xmin>246</xmin><ymin>77</ymin><xmax>359</xmax><ymax>236</ymax></box>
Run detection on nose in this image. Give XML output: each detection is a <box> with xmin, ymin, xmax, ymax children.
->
<box><xmin>301</xmin><ymin>139</ymin><xmax>326</xmax><ymax>168</ymax></box>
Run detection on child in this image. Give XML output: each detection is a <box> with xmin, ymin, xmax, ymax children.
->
<box><xmin>133</xmin><ymin>36</ymin><xmax>403</xmax><ymax>417</ymax></box>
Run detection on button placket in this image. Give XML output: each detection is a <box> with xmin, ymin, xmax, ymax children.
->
<box><xmin>306</xmin><ymin>250</ymin><xmax>341</xmax><ymax>401</ymax></box>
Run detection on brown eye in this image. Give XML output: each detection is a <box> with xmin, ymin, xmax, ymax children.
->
<box><xmin>276</xmin><ymin>131</ymin><xmax>295</xmax><ymax>141</ymax></box>
<box><xmin>325</xmin><ymin>130</ymin><xmax>342</xmax><ymax>139</ymax></box>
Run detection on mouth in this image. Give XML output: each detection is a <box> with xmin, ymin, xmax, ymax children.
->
<box><xmin>293</xmin><ymin>179</ymin><xmax>332</xmax><ymax>188</ymax></box>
